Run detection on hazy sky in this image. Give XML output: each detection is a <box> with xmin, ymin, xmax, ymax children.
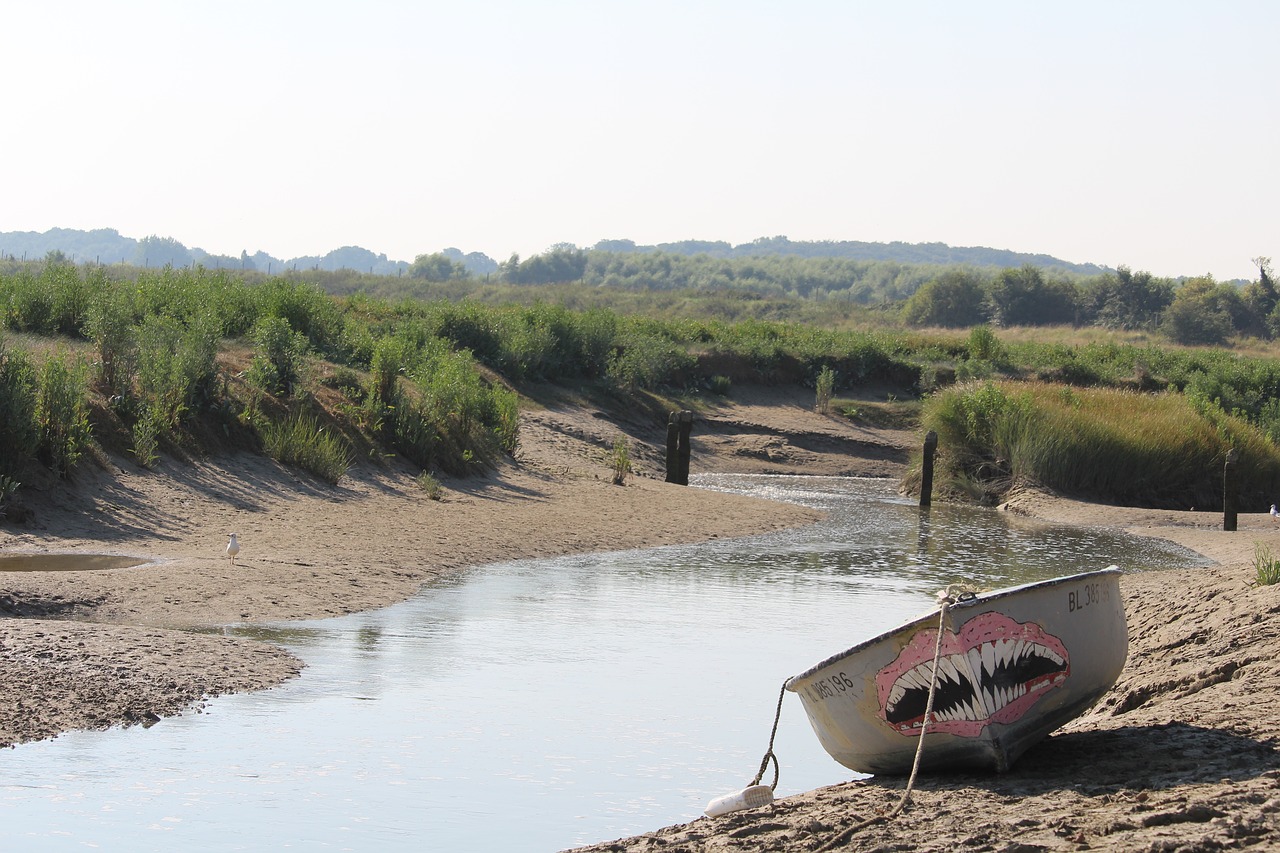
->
<box><xmin>4</xmin><ymin>2</ymin><xmax>1276</xmax><ymax>279</ymax></box>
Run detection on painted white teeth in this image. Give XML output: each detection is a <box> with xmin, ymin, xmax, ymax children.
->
<box><xmin>939</xmin><ymin>657</ymin><xmax>961</xmax><ymax>684</ymax></box>
<box><xmin>981</xmin><ymin>643</ymin><xmax>997</xmax><ymax>676</ymax></box>
<box><xmin>966</xmin><ymin>648</ymin><xmax>984</xmax><ymax>680</ymax></box>
<box><xmin>890</xmin><ymin>638</ymin><xmax>1065</xmax><ymax>727</ymax></box>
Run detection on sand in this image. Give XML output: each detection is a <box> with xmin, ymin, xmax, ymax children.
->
<box><xmin>2</xmin><ymin>385</ymin><xmax>1278</xmax><ymax>851</ymax></box>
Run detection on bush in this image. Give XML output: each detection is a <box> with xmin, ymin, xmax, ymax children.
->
<box><xmin>85</xmin><ymin>284</ymin><xmax>138</xmax><ymax>395</ymax></box>
<box><xmin>35</xmin><ymin>354</ymin><xmax>92</xmax><ymax>478</ymax></box>
<box><xmin>136</xmin><ymin>314</ymin><xmax>219</xmax><ymax>430</ymax></box>
<box><xmin>815</xmin><ymin>366</ymin><xmax>836</xmax><ymax>414</ymax></box>
<box><xmin>247</xmin><ymin>316</ymin><xmax>310</xmax><ymax>398</ymax></box>
<box><xmin>0</xmin><ymin>338</ymin><xmax>38</xmax><ymax>481</ymax></box>
<box><xmin>261</xmin><ymin>413</ymin><xmax>352</xmax><ymax>485</ymax></box>
<box><xmin>610</xmin><ymin>436</ymin><xmax>631</xmax><ymax>485</ymax></box>
<box><xmin>254</xmin><ymin>279</ymin><xmax>343</xmax><ymax>355</ymax></box>
<box><xmin>1253</xmin><ymin>543</ymin><xmax>1280</xmax><ymax>586</ymax></box>
<box><xmin>131</xmin><ymin>405</ymin><xmax>162</xmax><ymax>469</ymax></box>
<box><xmin>417</xmin><ymin>471</ymin><xmax>444</xmax><ymax>500</ymax></box>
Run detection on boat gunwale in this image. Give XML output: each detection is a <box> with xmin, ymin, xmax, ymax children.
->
<box><xmin>784</xmin><ymin>567</ymin><xmax>1124</xmax><ymax>690</ymax></box>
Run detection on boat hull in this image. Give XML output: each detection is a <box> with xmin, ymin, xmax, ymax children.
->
<box><xmin>785</xmin><ymin>568</ymin><xmax>1127</xmax><ymax>775</ymax></box>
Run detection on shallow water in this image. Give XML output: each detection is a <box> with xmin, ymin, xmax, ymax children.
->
<box><xmin>0</xmin><ymin>554</ymin><xmax>147</xmax><ymax>572</ymax></box>
<box><xmin>0</xmin><ymin>475</ymin><xmax>1203</xmax><ymax>852</ymax></box>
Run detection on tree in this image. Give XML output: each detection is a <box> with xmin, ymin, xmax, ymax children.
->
<box><xmin>409</xmin><ymin>252</ymin><xmax>468</xmax><ymax>282</ymax></box>
<box><xmin>1161</xmin><ymin>277</ymin><xmax>1234</xmax><ymax>345</ymax></box>
<box><xmin>901</xmin><ymin>270</ymin><xmax>987</xmax><ymax>327</ymax></box>
<box><xmin>502</xmin><ymin>246</ymin><xmax>588</xmax><ymax>285</ymax></box>
<box><xmin>986</xmin><ymin>265</ymin><xmax>1077</xmax><ymax>327</ymax></box>
<box><xmin>131</xmin><ymin>235</ymin><xmax>192</xmax><ymax>268</ymax></box>
<box><xmin>1078</xmin><ymin>266</ymin><xmax>1174</xmax><ymax>330</ymax></box>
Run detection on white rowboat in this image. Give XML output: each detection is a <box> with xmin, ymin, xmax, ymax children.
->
<box><xmin>785</xmin><ymin>567</ymin><xmax>1127</xmax><ymax>775</ymax></box>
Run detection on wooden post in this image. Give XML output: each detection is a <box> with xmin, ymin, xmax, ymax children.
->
<box><xmin>665</xmin><ymin>410</ymin><xmax>694</xmax><ymax>485</ymax></box>
<box><xmin>677</xmin><ymin>410</ymin><xmax>693</xmax><ymax>485</ymax></box>
<box><xmin>665</xmin><ymin>414</ymin><xmax>680</xmax><ymax>483</ymax></box>
<box><xmin>1223</xmin><ymin>449</ymin><xmax>1240</xmax><ymax>532</ymax></box>
<box><xmin>920</xmin><ymin>430</ymin><xmax>938</xmax><ymax>508</ymax></box>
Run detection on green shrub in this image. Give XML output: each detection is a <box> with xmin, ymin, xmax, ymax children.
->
<box><xmin>0</xmin><ymin>474</ymin><xmax>19</xmax><ymax>510</ymax></box>
<box><xmin>0</xmin><ymin>338</ymin><xmax>38</xmax><ymax>481</ymax></box>
<box><xmin>85</xmin><ymin>285</ymin><xmax>138</xmax><ymax>395</ymax></box>
<box><xmin>416</xmin><ymin>471</ymin><xmax>444</xmax><ymax>500</ymax></box>
<box><xmin>131</xmin><ymin>405</ymin><xmax>162</xmax><ymax>469</ymax></box>
<box><xmin>607</xmin><ymin>329</ymin><xmax>694</xmax><ymax>390</ymax></box>
<box><xmin>2</xmin><ymin>268</ymin><xmax>54</xmax><ymax>333</ymax></box>
<box><xmin>492</xmin><ymin>385</ymin><xmax>520</xmax><ymax>456</ymax></box>
<box><xmin>247</xmin><ymin>316</ymin><xmax>310</xmax><ymax>398</ymax></box>
<box><xmin>255</xmin><ymin>278</ymin><xmax>343</xmax><ymax>355</ymax></box>
<box><xmin>610</xmin><ymin>436</ymin><xmax>631</xmax><ymax>485</ymax></box>
<box><xmin>966</xmin><ymin>325</ymin><xmax>1006</xmax><ymax>364</ymax></box>
<box><xmin>1253</xmin><ymin>543</ymin><xmax>1280</xmax><ymax>586</ymax></box>
<box><xmin>35</xmin><ymin>354</ymin><xmax>92</xmax><ymax>478</ymax></box>
<box><xmin>815</xmin><ymin>366</ymin><xmax>836</xmax><ymax>414</ymax></box>
<box><xmin>709</xmin><ymin>374</ymin><xmax>732</xmax><ymax>396</ymax></box>
<box><xmin>261</xmin><ymin>413</ymin><xmax>352</xmax><ymax>484</ymax></box>
<box><xmin>136</xmin><ymin>314</ymin><xmax>219</xmax><ymax>430</ymax></box>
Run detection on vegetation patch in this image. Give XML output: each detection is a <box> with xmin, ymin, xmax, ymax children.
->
<box><xmin>260</xmin><ymin>413</ymin><xmax>353</xmax><ymax>485</ymax></box>
<box><xmin>920</xmin><ymin>380</ymin><xmax>1280</xmax><ymax>509</ymax></box>
<box><xmin>1253</xmin><ymin>543</ymin><xmax>1280</xmax><ymax>587</ymax></box>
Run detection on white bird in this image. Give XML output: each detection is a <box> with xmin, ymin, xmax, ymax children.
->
<box><xmin>226</xmin><ymin>533</ymin><xmax>241</xmax><ymax>566</ymax></box>
<box><xmin>1271</xmin><ymin>505</ymin><xmax>1278</xmax><ymax>523</ymax></box>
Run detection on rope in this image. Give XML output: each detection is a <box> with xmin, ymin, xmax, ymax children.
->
<box><xmin>812</xmin><ymin>588</ymin><xmax>960</xmax><ymax>852</ymax></box>
<box><xmin>749</xmin><ymin>681</ymin><xmax>788</xmax><ymax>790</ymax></box>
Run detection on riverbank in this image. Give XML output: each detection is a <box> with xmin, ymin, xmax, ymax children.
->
<box><xmin>0</xmin><ymin>385</ymin><xmax>875</xmax><ymax>746</ymax></box>
<box><xmin>3</xmin><ymin>386</ymin><xmax>1277</xmax><ymax>852</ymax></box>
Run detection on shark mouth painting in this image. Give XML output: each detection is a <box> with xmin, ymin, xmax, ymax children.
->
<box><xmin>875</xmin><ymin>612</ymin><xmax>1070</xmax><ymax>738</ymax></box>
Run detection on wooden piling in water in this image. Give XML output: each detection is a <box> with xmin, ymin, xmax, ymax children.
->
<box><xmin>920</xmin><ymin>430</ymin><xmax>938</xmax><ymax>508</ymax></box>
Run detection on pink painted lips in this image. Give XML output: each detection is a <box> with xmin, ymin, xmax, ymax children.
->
<box><xmin>875</xmin><ymin>612</ymin><xmax>1070</xmax><ymax>738</ymax></box>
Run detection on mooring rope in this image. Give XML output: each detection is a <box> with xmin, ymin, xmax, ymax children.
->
<box><xmin>749</xmin><ymin>681</ymin><xmax>788</xmax><ymax>791</ymax></box>
<box><xmin>811</xmin><ymin>587</ymin><xmax>960</xmax><ymax>852</ymax></box>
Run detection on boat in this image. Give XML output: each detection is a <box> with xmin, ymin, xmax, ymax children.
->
<box><xmin>785</xmin><ymin>567</ymin><xmax>1128</xmax><ymax>775</ymax></box>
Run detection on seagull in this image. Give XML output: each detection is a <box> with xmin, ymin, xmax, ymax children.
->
<box><xmin>226</xmin><ymin>533</ymin><xmax>241</xmax><ymax>566</ymax></box>
<box><xmin>1271</xmin><ymin>505</ymin><xmax>1278</xmax><ymax>523</ymax></box>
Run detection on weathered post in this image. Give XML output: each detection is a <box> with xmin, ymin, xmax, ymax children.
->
<box><xmin>665</xmin><ymin>411</ymin><xmax>694</xmax><ymax>485</ymax></box>
<box><xmin>1223</xmin><ymin>449</ymin><xmax>1240</xmax><ymax>532</ymax></box>
<box><xmin>920</xmin><ymin>430</ymin><xmax>938</xmax><ymax>508</ymax></box>
<box><xmin>665</xmin><ymin>414</ymin><xmax>680</xmax><ymax>483</ymax></box>
<box><xmin>677</xmin><ymin>410</ymin><xmax>694</xmax><ymax>485</ymax></box>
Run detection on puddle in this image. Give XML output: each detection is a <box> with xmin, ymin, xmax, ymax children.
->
<box><xmin>0</xmin><ymin>554</ymin><xmax>148</xmax><ymax>572</ymax></box>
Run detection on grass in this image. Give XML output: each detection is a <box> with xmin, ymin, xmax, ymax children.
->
<box><xmin>260</xmin><ymin>413</ymin><xmax>353</xmax><ymax>485</ymax></box>
<box><xmin>1254</xmin><ymin>543</ymin><xmax>1280</xmax><ymax>586</ymax></box>
<box><xmin>416</xmin><ymin>471</ymin><xmax>444</xmax><ymax>500</ymax></box>
<box><xmin>920</xmin><ymin>380</ymin><xmax>1280</xmax><ymax>509</ymax></box>
<box><xmin>610</xmin><ymin>436</ymin><xmax>631</xmax><ymax>485</ymax></box>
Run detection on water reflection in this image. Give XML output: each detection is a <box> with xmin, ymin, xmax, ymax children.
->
<box><xmin>0</xmin><ymin>475</ymin><xmax>1205</xmax><ymax>853</ymax></box>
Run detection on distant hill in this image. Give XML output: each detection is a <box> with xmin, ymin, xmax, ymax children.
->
<box><xmin>0</xmin><ymin>228</ymin><xmax>427</xmax><ymax>277</ymax></box>
<box><xmin>0</xmin><ymin>227</ymin><xmax>1107</xmax><ymax>279</ymax></box>
<box><xmin>592</xmin><ymin>235</ymin><xmax>1108</xmax><ymax>275</ymax></box>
